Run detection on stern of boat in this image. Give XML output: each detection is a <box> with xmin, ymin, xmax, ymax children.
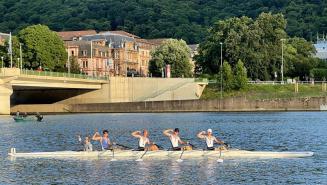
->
<box><xmin>8</xmin><ymin>148</ymin><xmax>16</xmax><ymax>156</ymax></box>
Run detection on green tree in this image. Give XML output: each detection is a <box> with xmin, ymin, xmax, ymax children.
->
<box><xmin>70</xmin><ymin>56</ymin><xmax>81</xmax><ymax>74</ymax></box>
<box><xmin>17</xmin><ymin>24</ymin><xmax>67</xmax><ymax>71</ymax></box>
<box><xmin>149</xmin><ymin>39</ymin><xmax>192</xmax><ymax>77</ymax></box>
<box><xmin>234</xmin><ymin>60</ymin><xmax>248</xmax><ymax>90</ymax></box>
<box><xmin>196</xmin><ymin>12</ymin><xmax>317</xmax><ymax>81</ymax></box>
<box><xmin>222</xmin><ymin>61</ymin><xmax>234</xmax><ymax>91</ymax></box>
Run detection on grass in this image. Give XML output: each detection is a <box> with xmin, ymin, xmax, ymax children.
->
<box><xmin>201</xmin><ymin>83</ymin><xmax>327</xmax><ymax>100</ymax></box>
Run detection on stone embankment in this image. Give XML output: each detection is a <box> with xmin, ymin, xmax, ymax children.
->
<box><xmin>11</xmin><ymin>97</ymin><xmax>327</xmax><ymax>113</ymax></box>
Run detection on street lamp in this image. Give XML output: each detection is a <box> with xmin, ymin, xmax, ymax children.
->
<box><xmin>281</xmin><ymin>38</ymin><xmax>286</xmax><ymax>84</ymax></box>
<box><xmin>220</xmin><ymin>42</ymin><xmax>223</xmax><ymax>101</ymax></box>
<box><xmin>1</xmin><ymin>56</ymin><xmax>3</xmax><ymax>68</ymax></box>
<box><xmin>17</xmin><ymin>58</ymin><xmax>21</xmax><ymax>70</ymax></box>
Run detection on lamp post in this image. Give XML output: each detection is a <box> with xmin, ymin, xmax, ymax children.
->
<box><xmin>19</xmin><ymin>43</ymin><xmax>23</xmax><ymax>69</ymax></box>
<box><xmin>220</xmin><ymin>42</ymin><xmax>223</xmax><ymax>101</ymax></box>
<box><xmin>281</xmin><ymin>39</ymin><xmax>286</xmax><ymax>84</ymax></box>
<box><xmin>17</xmin><ymin>58</ymin><xmax>20</xmax><ymax>70</ymax></box>
<box><xmin>1</xmin><ymin>56</ymin><xmax>3</xmax><ymax>68</ymax></box>
<box><xmin>91</xmin><ymin>40</ymin><xmax>93</xmax><ymax>77</ymax></box>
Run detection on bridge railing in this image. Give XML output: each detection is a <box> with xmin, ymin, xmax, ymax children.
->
<box><xmin>20</xmin><ymin>69</ymin><xmax>108</xmax><ymax>81</ymax></box>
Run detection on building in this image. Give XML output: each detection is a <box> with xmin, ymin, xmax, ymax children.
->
<box><xmin>314</xmin><ymin>39</ymin><xmax>327</xmax><ymax>60</ymax></box>
<box><xmin>66</xmin><ymin>40</ymin><xmax>114</xmax><ymax>77</ymax></box>
<box><xmin>57</xmin><ymin>30</ymin><xmax>97</xmax><ymax>41</ymax></box>
<box><xmin>82</xmin><ymin>31</ymin><xmax>154</xmax><ymax>77</ymax></box>
<box><xmin>59</xmin><ymin>30</ymin><xmax>156</xmax><ymax>77</ymax></box>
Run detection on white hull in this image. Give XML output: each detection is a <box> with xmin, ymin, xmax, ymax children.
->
<box><xmin>8</xmin><ymin>148</ymin><xmax>314</xmax><ymax>159</ymax></box>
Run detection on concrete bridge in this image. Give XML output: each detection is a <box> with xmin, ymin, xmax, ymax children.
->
<box><xmin>0</xmin><ymin>68</ymin><xmax>108</xmax><ymax>114</ymax></box>
<box><xmin>1</xmin><ymin>68</ymin><xmax>207</xmax><ymax>115</ymax></box>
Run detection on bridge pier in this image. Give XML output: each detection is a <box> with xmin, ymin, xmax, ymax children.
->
<box><xmin>0</xmin><ymin>84</ymin><xmax>13</xmax><ymax>115</ymax></box>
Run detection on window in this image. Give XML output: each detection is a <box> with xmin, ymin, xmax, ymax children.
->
<box><xmin>114</xmin><ymin>51</ymin><xmax>119</xmax><ymax>59</ymax></box>
<box><xmin>71</xmin><ymin>50</ymin><xmax>74</xmax><ymax>56</ymax></box>
<box><xmin>83</xmin><ymin>60</ymin><xmax>88</xmax><ymax>68</ymax></box>
<box><xmin>82</xmin><ymin>50</ymin><xmax>87</xmax><ymax>56</ymax></box>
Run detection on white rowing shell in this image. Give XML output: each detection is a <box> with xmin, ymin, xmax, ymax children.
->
<box><xmin>8</xmin><ymin>148</ymin><xmax>314</xmax><ymax>159</ymax></box>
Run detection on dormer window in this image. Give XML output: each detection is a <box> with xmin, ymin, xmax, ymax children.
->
<box><xmin>82</xmin><ymin>50</ymin><xmax>87</xmax><ymax>56</ymax></box>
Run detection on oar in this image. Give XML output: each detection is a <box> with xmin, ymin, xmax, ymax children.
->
<box><xmin>176</xmin><ymin>148</ymin><xmax>185</xmax><ymax>162</ymax></box>
<box><xmin>110</xmin><ymin>142</ymin><xmax>117</xmax><ymax>161</ymax></box>
<box><xmin>135</xmin><ymin>148</ymin><xmax>149</xmax><ymax>162</ymax></box>
<box><xmin>217</xmin><ymin>148</ymin><xmax>223</xmax><ymax>163</ymax></box>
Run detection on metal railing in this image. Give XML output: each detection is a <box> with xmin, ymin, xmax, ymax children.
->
<box><xmin>194</xmin><ymin>78</ymin><xmax>209</xmax><ymax>83</ymax></box>
<box><xmin>20</xmin><ymin>69</ymin><xmax>109</xmax><ymax>81</ymax></box>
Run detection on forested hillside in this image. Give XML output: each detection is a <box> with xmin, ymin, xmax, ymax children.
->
<box><xmin>0</xmin><ymin>0</ymin><xmax>326</xmax><ymax>43</ymax></box>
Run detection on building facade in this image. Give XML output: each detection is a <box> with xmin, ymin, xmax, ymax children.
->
<box><xmin>66</xmin><ymin>40</ymin><xmax>114</xmax><ymax>77</ymax></box>
<box><xmin>59</xmin><ymin>30</ymin><xmax>154</xmax><ymax>77</ymax></box>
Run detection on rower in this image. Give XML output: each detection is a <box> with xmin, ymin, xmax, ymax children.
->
<box><xmin>131</xmin><ymin>129</ymin><xmax>159</xmax><ymax>151</ymax></box>
<box><xmin>163</xmin><ymin>128</ymin><xmax>187</xmax><ymax>151</ymax></box>
<box><xmin>35</xmin><ymin>112</ymin><xmax>43</xmax><ymax>122</ymax></box>
<box><xmin>197</xmin><ymin>129</ymin><xmax>226</xmax><ymax>150</ymax></box>
<box><xmin>84</xmin><ymin>136</ymin><xmax>93</xmax><ymax>152</ymax></box>
<box><xmin>92</xmin><ymin>130</ymin><xmax>111</xmax><ymax>150</ymax></box>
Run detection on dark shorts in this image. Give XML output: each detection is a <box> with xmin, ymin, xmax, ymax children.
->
<box><xmin>172</xmin><ymin>147</ymin><xmax>181</xmax><ymax>151</ymax></box>
<box><xmin>207</xmin><ymin>147</ymin><xmax>215</xmax><ymax>151</ymax></box>
<box><xmin>137</xmin><ymin>147</ymin><xmax>145</xmax><ymax>151</ymax></box>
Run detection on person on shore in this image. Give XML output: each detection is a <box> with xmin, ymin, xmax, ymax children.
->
<box><xmin>92</xmin><ymin>130</ymin><xmax>111</xmax><ymax>150</ymax></box>
<box><xmin>163</xmin><ymin>128</ymin><xmax>187</xmax><ymax>151</ymax></box>
<box><xmin>131</xmin><ymin>129</ymin><xmax>158</xmax><ymax>151</ymax></box>
<box><xmin>23</xmin><ymin>112</ymin><xmax>28</xmax><ymax>118</ymax></box>
<box><xmin>84</xmin><ymin>136</ymin><xmax>93</xmax><ymax>152</ymax></box>
<box><xmin>197</xmin><ymin>129</ymin><xmax>226</xmax><ymax>150</ymax></box>
<box><xmin>16</xmin><ymin>111</ymin><xmax>20</xmax><ymax>117</ymax></box>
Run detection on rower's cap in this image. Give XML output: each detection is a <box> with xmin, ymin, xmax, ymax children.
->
<box><xmin>207</xmin><ymin>129</ymin><xmax>212</xmax><ymax>133</ymax></box>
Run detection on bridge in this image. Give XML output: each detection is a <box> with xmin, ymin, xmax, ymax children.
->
<box><xmin>0</xmin><ymin>68</ymin><xmax>108</xmax><ymax>114</ymax></box>
<box><xmin>1</xmin><ymin>68</ymin><xmax>208</xmax><ymax>115</ymax></box>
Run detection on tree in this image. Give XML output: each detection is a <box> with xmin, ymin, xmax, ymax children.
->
<box><xmin>149</xmin><ymin>39</ymin><xmax>192</xmax><ymax>77</ymax></box>
<box><xmin>196</xmin><ymin>12</ymin><xmax>317</xmax><ymax>81</ymax></box>
<box><xmin>222</xmin><ymin>61</ymin><xmax>234</xmax><ymax>91</ymax></box>
<box><xmin>17</xmin><ymin>24</ymin><xmax>67</xmax><ymax>71</ymax></box>
<box><xmin>234</xmin><ymin>60</ymin><xmax>248</xmax><ymax>90</ymax></box>
<box><xmin>70</xmin><ymin>56</ymin><xmax>81</xmax><ymax>74</ymax></box>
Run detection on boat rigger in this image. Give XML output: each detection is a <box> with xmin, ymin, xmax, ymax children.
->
<box><xmin>8</xmin><ymin>148</ymin><xmax>314</xmax><ymax>159</ymax></box>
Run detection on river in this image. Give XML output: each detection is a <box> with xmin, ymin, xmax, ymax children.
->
<box><xmin>0</xmin><ymin>112</ymin><xmax>326</xmax><ymax>184</ymax></box>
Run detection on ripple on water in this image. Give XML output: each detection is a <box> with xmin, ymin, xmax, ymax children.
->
<box><xmin>0</xmin><ymin>112</ymin><xmax>326</xmax><ymax>184</ymax></box>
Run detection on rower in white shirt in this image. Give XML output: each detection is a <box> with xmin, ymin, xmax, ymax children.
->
<box><xmin>132</xmin><ymin>129</ymin><xmax>158</xmax><ymax>151</ymax></box>
<box><xmin>163</xmin><ymin>128</ymin><xmax>187</xmax><ymax>151</ymax></box>
<box><xmin>197</xmin><ymin>129</ymin><xmax>226</xmax><ymax>150</ymax></box>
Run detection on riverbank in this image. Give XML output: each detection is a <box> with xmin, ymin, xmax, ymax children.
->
<box><xmin>201</xmin><ymin>83</ymin><xmax>327</xmax><ymax>100</ymax></box>
<box><xmin>10</xmin><ymin>96</ymin><xmax>327</xmax><ymax>114</ymax></box>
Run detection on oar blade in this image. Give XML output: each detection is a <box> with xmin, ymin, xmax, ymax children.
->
<box><xmin>217</xmin><ymin>158</ymin><xmax>224</xmax><ymax>163</ymax></box>
<box><xmin>135</xmin><ymin>158</ymin><xmax>143</xmax><ymax>162</ymax></box>
<box><xmin>176</xmin><ymin>158</ymin><xmax>183</xmax><ymax>162</ymax></box>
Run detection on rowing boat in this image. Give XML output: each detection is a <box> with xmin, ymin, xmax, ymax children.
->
<box><xmin>13</xmin><ymin>116</ymin><xmax>43</xmax><ymax>122</ymax></box>
<box><xmin>8</xmin><ymin>148</ymin><xmax>314</xmax><ymax>159</ymax></box>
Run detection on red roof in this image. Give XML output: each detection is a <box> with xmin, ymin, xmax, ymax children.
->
<box><xmin>57</xmin><ymin>30</ymin><xmax>97</xmax><ymax>41</ymax></box>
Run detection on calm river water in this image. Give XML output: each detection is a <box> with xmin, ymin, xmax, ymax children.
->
<box><xmin>0</xmin><ymin>112</ymin><xmax>326</xmax><ymax>184</ymax></box>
